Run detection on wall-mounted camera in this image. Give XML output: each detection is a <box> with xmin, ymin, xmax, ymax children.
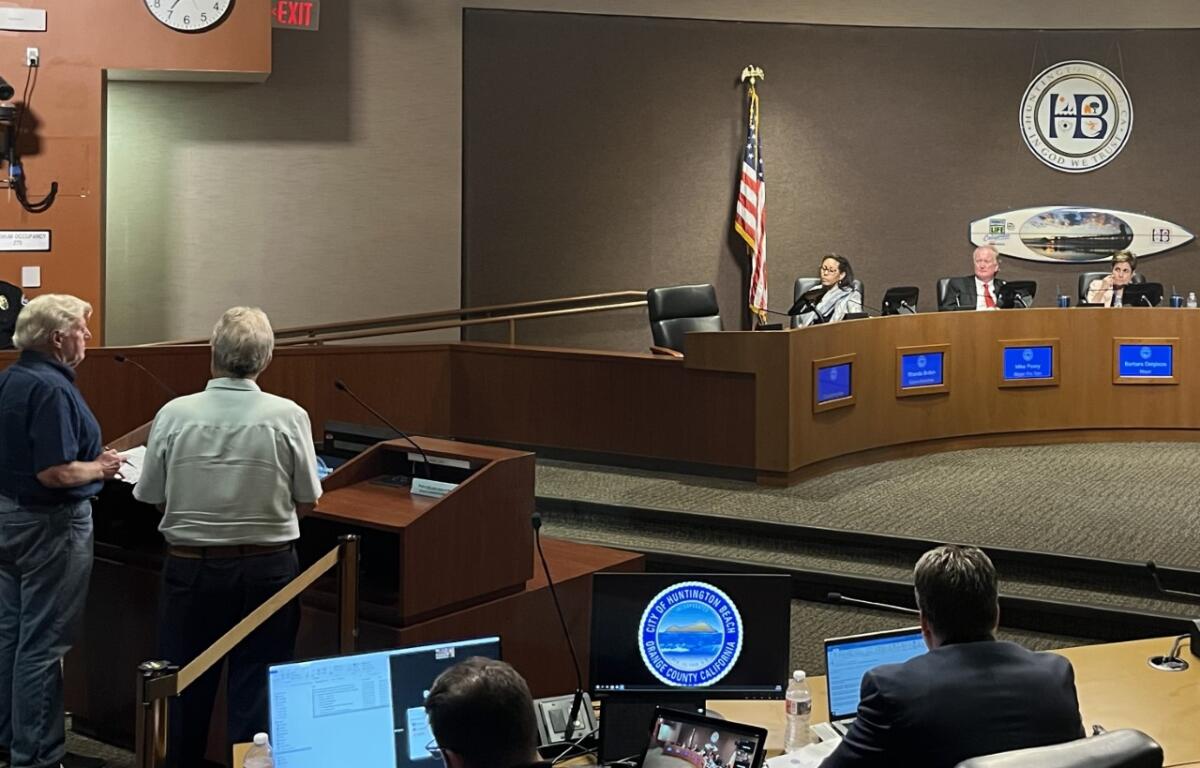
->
<box><xmin>0</xmin><ymin>70</ymin><xmax>57</xmax><ymax>213</ymax></box>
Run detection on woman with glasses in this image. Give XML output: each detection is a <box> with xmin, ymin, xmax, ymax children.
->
<box><xmin>796</xmin><ymin>254</ymin><xmax>862</xmax><ymax>326</ymax></box>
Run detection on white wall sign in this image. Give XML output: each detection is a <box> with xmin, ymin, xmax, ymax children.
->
<box><xmin>970</xmin><ymin>206</ymin><xmax>1191</xmax><ymax>263</ymax></box>
<box><xmin>1020</xmin><ymin>61</ymin><xmax>1132</xmax><ymax>173</ymax></box>
<box><xmin>0</xmin><ymin>230</ymin><xmax>51</xmax><ymax>252</ymax></box>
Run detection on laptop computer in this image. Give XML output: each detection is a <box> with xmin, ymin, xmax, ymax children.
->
<box><xmin>267</xmin><ymin>635</ymin><xmax>501</xmax><ymax>768</ymax></box>
<box><xmin>638</xmin><ymin>707</ymin><xmax>768</xmax><ymax>768</ymax></box>
<box><xmin>822</xmin><ymin>627</ymin><xmax>926</xmax><ymax>736</ymax></box>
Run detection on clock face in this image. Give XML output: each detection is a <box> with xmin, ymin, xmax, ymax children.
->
<box><xmin>145</xmin><ymin>0</ymin><xmax>234</xmax><ymax>32</ymax></box>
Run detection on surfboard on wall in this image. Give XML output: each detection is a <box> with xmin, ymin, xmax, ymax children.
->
<box><xmin>969</xmin><ymin>206</ymin><xmax>1193</xmax><ymax>263</ymax></box>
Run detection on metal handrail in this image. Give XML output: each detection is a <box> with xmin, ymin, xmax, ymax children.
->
<box><xmin>143</xmin><ymin>290</ymin><xmax>648</xmax><ymax>347</ymax></box>
<box><xmin>134</xmin><ymin>535</ymin><xmax>360</xmax><ymax>768</ymax></box>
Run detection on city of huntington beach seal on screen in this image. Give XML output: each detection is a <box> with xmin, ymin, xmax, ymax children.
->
<box><xmin>639</xmin><ymin>581</ymin><xmax>744</xmax><ymax>687</ymax></box>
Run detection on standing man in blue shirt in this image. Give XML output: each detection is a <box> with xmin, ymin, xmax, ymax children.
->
<box><xmin>0</xmin><ymin>294</ymin><xmax>122</xmax><ymax>768</ymax></box>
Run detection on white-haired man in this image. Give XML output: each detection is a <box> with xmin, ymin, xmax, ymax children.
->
<box><xmin>940</xmin><ymin>245</ymin><xmax>1006</xmax><ymax>311</ymax></box>
<box><xmin>134</xmin><ymin>307</ymin><xmax>322</xmax><ymax>766</ymax></box>
<box><xmin>0</xmin><ymin>294</ymin><xmax>122</xmax><ymax>768</ymax></box>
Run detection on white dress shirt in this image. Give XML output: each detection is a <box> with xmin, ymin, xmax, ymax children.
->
<box><xmin>974</xmin><ymin>277</ymin><xmax>1000</xmax><ymax>310</ymax></box>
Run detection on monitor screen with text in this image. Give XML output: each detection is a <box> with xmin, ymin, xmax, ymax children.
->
<box><xmin>825</xmin><ymin>628</ymin><xmax>926</xmax><ymax>720</ymax></box>
<box><xmin>1117</xmin><ymin>344</ymin><xmax>1173</xmax><ymax>378</ymax></box>
<box><xmin>899</xmin><ymin>351</ymin><xmax>944</xmax><ymax>389</ymax></box>
<box><xmin>817</xmin><ymin>362</ymin><xmax>853</xmax><ymax>403</ymax></box>
<box><xmin>1002</xmin><ymin>346</ymin><xmax>1053</xmax><ymax>381</ymax></box>
<box><xmin>268</xmin><ymin>636</ymin><xmax>500</xmax><ymax>768</ymax></box>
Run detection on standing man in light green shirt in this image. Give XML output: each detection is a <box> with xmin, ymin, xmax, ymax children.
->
<box><xmin>134</xmin><ymin>306</ymin><xmax>322</xmax><ymax>767</ymax></box>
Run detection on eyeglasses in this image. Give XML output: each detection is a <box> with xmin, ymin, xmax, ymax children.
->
<box><xmin>424</xmin><ymin>738</ymin><xmax>444</xmax><ymax>762</ymax></box>
<box><xmin>819</xmin><ymin>265</ymin><xmax>840</xmax><ymax>274</ymax></box>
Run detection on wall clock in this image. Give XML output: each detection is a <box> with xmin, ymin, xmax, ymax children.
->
<box><xmin>145</xmin><ymin>0</ymin><xmax>233</xmax><ymax>32</ymax></box>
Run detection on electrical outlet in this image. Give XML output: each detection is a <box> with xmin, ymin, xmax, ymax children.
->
<box><xmin>25</xmin><ymin>47</ymin><xmax>39</xmax><ymax>67</ymax></box>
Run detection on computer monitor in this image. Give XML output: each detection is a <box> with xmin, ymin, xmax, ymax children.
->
<box><xmin>267</xmin><ymin>636</ymin><xmax>501</xmax><ymax>768</ymax></box>
<box><xmin>1120</xmin><ymin>282</ymin><xmax>1164</xmax><ymax>307</ymax></box>
<box><xmin>881</xmin><ymin>286</ymin><xmax>919</xmax><ymax>316</ymax></box>
<box><xmin>591</xmin><ymin>573</ymin><xmax>791</xmax><ymax>698</ymax></box>
<box><xmin>997</xmin><ymin>280</ymin><xmax>1037</xmax><ymax>309</ymax></box>
<box><xmin>637</xmin><ymin>707</ymin><xmax>769</xmax><ymax>768</ymax></box>
<box><xmin>590</xmin><ymin>573</ymin><xmax>791</xmax><ymax>762</ymax></box>
<box><xmin>824</xmin><ymin>627</ymin><xmax>926</xmax><ymax>722</ymax></box>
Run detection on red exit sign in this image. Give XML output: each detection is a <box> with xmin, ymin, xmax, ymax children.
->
<box><xmin>271</xmin><ymin>0</ymin><xmax>320</xmax><ymax>31</ymax></box>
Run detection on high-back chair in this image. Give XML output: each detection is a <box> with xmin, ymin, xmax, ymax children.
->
<box><xmin>646</xmin><ymin>284</ymin><xmax>723</xmax><ymax>356</ymax></box>
<box><xmin>954</xmin><ymin>729</ymin><xmax>1163</xmax><ymax>768</ymax></box>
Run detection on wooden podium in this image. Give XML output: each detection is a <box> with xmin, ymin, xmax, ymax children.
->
<box><xmin>308</xmin><ymin>436</ymin><xmax>535</xmax><ymax>624</ymax></box>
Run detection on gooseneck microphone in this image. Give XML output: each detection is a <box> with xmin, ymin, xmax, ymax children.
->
<box><xmin>1145</xmin><ymin>562</ymin><xmax>1200</xmax><ymax>662</ymax></box>
<box><xmin>531</xmin><ymin>513</ymin><xmax>587</xmax><ymax>744</ymax></box>
<box><xmin>827</xmin><ymin>591</ymin><xmax>920</xmax><ymax>616</ymax></box>
<box><xmin>114</xmin><ymin>354</ymin><xmax>178</xmax><ymax>399</ymax></box>
<box><xmin>333</xmin><ymin>379</ymin><xmax>431</xmax><ymax>479</ymax></box>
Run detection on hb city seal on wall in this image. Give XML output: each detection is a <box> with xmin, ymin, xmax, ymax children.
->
<box><xmin>1020</xmin><ymin>60</ymin><xmax>1132</xmax><ymax>173</ymax></box>
<box><xmin>639</xmin><ymin>580</ymin><xmax>743</xmax><ymax>687</ymax></box>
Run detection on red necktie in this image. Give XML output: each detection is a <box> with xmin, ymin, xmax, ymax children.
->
<box><xmin>983</xmin><ymin>282</ymin><xmax>995</xmax><ymax>309</ymax></box>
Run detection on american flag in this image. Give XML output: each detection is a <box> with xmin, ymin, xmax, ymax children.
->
<box><xmin>734</xmin><ymin>82</ymin><xmax>767</xmax><ymax>324</ymax></box>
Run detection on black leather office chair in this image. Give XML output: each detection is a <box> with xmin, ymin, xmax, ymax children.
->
<box><xmin>937</xmin><ymin>277</ymin><xmax>952</xmax><ymax>309</ymax></box>
<box><xmin>954</xmin><ymin>729</ymin><xmax>1163</xmax><ymax>768</ymax></box>
<box><xmin>790</xmin><ymin>277</ymin><xmax>864</xmax><ymax>328</ymax></box>
<box><xmin>1078</xmin><ymin>271</ymin><xmax>1145</xmax><ymax>304</ymax></box>
<box><xmin>646</xmin><ymin>284</ymin><xmax>723</xmax><ymax>356</ymax></box>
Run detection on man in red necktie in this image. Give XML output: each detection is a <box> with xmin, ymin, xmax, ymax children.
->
<box><xmin>939</xmin><ymin>245</ymin><xmax>1006</xmax><ymax>311</ymax></box>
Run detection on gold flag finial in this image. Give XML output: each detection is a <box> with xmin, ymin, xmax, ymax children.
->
<box><xmin>740</xmin><ymin>65</ymin><xmax>765</xmax><ymax>85</ymax></box>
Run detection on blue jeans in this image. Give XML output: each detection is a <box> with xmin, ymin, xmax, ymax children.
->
<box><xmin>0</xmin><ymin>497</ymin><xmax>93</xmax><ymax>768</ymax></box>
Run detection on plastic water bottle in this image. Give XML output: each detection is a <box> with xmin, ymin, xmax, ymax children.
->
<box><xmin>243</xmin><ymin>733</ymin><xmax>275</xmax><ymax>768</ymax></box>
<box><xmin>784</xmin><ymin>669</ymin><xmax>812</xmax><ymax>752</ymax></box>
<box><xmin>1188</xmin><ymin>292</ymin><xmax>1198</xmax><ymax>309</ymax></box>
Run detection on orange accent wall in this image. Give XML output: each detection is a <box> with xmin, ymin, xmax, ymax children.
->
<box><xmin>0</xmin><ymin>0</ymin><xmax>271</xmax><ymax>342</ymax></box>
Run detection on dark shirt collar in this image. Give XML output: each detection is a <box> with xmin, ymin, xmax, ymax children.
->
<box><xmin>18</xmin><ymin>349</ymin><xmax>76</xmax><ymax>382</ymax></box>
<box><xmin>938</xmin><ymin>633</ymin><xmax>997</xmax><ymax>647</ymax></box>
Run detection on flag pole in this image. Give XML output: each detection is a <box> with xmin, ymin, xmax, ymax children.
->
<box><xmin>736</xmin><ymin>65</ymin><xmax>768</xmax><ymax>327</ymax></box>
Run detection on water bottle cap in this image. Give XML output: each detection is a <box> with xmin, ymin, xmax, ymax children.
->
<box><xmin>253</xmin><ymin>733</ymin><xmax>269</xmax><ymax>746</ymax></box>
<box><xmin>792</xmin><ymin>670</ymin><xmax>805</xmax><ymax>682</ymax></box>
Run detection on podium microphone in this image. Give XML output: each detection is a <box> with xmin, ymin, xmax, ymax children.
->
<box><xmin>531</xmin><ymin>513</ymin><xmax>587</xmax><ymax>744</ymax></box>
<box><xmin>333</xmin><ymin>379</ymin><xmax>431</xmax><ymax>478</ymax></box>
<box><xmin>114</xmin><ymin>354</ymin><xmax>178</xmax><ymax>399</ymax></box>
<box><xmin>827</xmin><ymin>591</ymin><xmax>919</xmax><ymax>615</ymax></box>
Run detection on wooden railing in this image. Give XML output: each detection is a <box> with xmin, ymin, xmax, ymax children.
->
<box><xmin>143</xmin><ymin>290</ymin><xmax>648</xmax><ymax>347</ymax></box>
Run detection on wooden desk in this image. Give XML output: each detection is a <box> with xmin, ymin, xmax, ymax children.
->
<box><xmin>687</xmin><ymin>307</ymin><xmax>1200</xmax><ymax>483</ymax></box>
<box><xmin>8</xmin><ymin>308</ymin><xmax>1200</xmax><ymax>486</ymax></box>
<box><xmin>717</xmin><ymin>636</ymin><xmax>1199</xmax><ymax>766</ymax></box>
<box><xmin>233</xmin><ymin>637</ymin><xmax>1199</xmax><ymax>767</ymax></box>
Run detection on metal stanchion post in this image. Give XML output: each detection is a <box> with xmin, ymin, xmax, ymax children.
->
<box><xmin>337</xmin><ymin>534</ymin><xmax>360</xmax><ymax>655</ymax></box>
<box><xmin>134</xmin><ymin>660</ymin><xmax>178</xmax><ymax>768</ymax></box>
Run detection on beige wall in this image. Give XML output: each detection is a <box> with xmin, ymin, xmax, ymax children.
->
<box><xmin>105</xmin><ymin>0</ymin><xmax>1200</xmax><ymax>344</ymax></box>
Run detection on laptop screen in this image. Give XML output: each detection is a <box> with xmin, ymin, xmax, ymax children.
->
<box><xmin>639</xmin><ymin>707</ymin><xmax>768</xmax><ymax>768</ymax></box>
<box><xmin>824</xmin><ymin>628</ymin><xmax>925</xmax><ymax>721</ymax></box>
<box><xmin>267</xmin><ymin>636</ymin><xmax>501</xmax><ymax>768</ymax></box>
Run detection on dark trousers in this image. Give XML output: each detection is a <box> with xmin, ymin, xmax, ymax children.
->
<box><xmin>158</xmin><ymin>548</ymin><xmax>300</xmax><ymax>767</ymax></box>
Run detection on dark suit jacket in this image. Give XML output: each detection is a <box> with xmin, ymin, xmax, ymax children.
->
<box><xmin>820</xmin><ymin>640</ymin><xmax>1085</xmax><ymax>768</ymax></box>
<box><xmin>939</xmin><ymin>276</ymin><xmax>1006</xmax><ymax>311</ymax></box>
